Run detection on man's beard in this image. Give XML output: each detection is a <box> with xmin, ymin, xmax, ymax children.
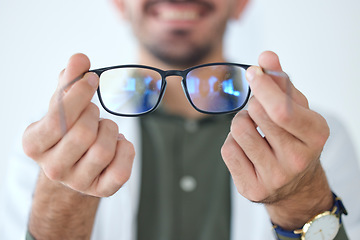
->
<box><xmin>143</xmin><ymin>30</ymin><xmax>213</xmax><ymax>69</ymax></box>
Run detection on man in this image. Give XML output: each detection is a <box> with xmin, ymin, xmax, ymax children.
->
<box><xmin>1</xmin><ymin>0</ymin><xmax>360</xmax><ymax>239</ymax></box>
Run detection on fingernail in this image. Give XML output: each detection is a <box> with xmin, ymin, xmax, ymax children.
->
<box><xmin>118</xmin><ymin>133</ymin><xmax>126</xmax><ymax>141</ymax></box>
<box><xmin>246</xmin><ymin>66</ymin><xmax>263</xmax><ymax>82</ymax></box>
<box><xmin>87</xmin><ymin>72</ymin><xmax>99</xmax><ymax>88</ymax></box>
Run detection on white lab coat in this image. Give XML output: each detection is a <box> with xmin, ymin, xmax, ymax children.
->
<box><xmin>1</xmin><ymin>109</ymin><xmax>360</xmax><ymax>240</ymax></box>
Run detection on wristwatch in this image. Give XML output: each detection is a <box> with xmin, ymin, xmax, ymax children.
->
<box><xmin>273</xmin><ymin>193</ymin><xmax>347</xmax><ymax>240</ymax></box>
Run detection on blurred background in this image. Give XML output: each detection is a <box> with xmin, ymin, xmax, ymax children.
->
<box><xmin>1</xmin><ymin>0</ymin><xmax>359</xmax><ymax>189</ymax></box>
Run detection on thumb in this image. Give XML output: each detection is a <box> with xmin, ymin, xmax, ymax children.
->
<box><xmin>258</xmin><ymin>51</ymin><xmax>308</xmax><ymax>108</ymax></box>
<box><xmin>59</xmin><ymin>53</ymin><xmax>91</xmax><ymax>92</ymax></box>
<box><xmin>258</xmin><ymin>51</ymin><xmax>287</xmax><ymax>92</ymax></box>
<box><xmin>258</xmin><ymin>51</ymin><xmax>282</xmax><ymax>72</ymax></box>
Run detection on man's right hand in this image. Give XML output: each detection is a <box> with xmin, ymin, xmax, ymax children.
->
<box><xmin>22</xmin><ymin>53</ymin><xmax>135</xmax><ymax>197</ymax></box>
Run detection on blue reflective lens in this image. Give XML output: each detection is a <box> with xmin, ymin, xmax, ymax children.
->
<box><xmin>98</xmin><ymin>67</ymin><xmax>162</xmax><ymax>115</ymax></box>
<box><xmin>185</xmin><ymin>65</ymin><xmax>249</xmax><ymax>113</ymax></box>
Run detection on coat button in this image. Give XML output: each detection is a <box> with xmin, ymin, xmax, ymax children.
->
<box><xmin>184</xmin><ymin>119</ymin><xmax>198</xmax><ymax>133</ymax></box>
<box><xmin>179</xmin><ymin>175</ymin><xmax>197</xmax><ymax>192</ymax></box>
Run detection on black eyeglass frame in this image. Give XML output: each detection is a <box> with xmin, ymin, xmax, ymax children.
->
<box><xmin>90</xmin><ymin>62</ymin><xmax>252</xmax><ymax>117</ymax></box>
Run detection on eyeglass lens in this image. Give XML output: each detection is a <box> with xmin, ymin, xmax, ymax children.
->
<box><xmin>98</xmin><ymin>67</ymin><xmax>163</xmax><ymax>115</ymax></box>
<box><xmin>185</xmin><ymin>65</ymin><xmax>249</xmax><ymax>113</ymax></box>
<box><xmin>98</xmin><ymin>64</ymin><xmax>249</xmax><ymax>116</ymax></box>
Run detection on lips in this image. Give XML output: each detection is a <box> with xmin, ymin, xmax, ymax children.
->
<box><xmin>146</xmin><ymin>1</ymin><xmax>214</xmax><ymax>22</ymax></box>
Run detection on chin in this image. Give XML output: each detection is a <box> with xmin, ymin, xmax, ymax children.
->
<box><xmin>146</xmin><ymin>42</ymin><xmax>212</xmax><ymax>68</ymax></box>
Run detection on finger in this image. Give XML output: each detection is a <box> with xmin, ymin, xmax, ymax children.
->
<box><xmin>258</xmin><ymin>51</ymin><xmax>308</xmax><ymax>108</ymax></box>
<box><xmin>248</xmin><ymin>96</ymin><xmax>293</xmax><ymax>145</ymax></box>
<box><xmin>50</xmin><ymin>53</ymin><xmax>96</xmax><ymax>129</ymax></box>
<box><xmin>229</xmin><ymin>110</ymin><xmax>276</xmax><ymax>175</ymax></box>
<box><xmin>259</xmin><ymin>51</ymin><xmax>283</xmax><ymax>75</ymax></box>
<box><xmin>22</xmin><ymin>56</ymin><xmax>98</xmax><ymax>157</ymax></box>
<box><xmin>60</xmin><ymin>53</ymin><xmax>91</xmax><ymax>90</ymax></box>
<box><xmin>68</xmin><ymin>119</ymin><xmax>119</xmax><ymax>192</ymax></box>
<box><xmin>54</xmin><ymin>71</ymin><xmax>99</xmax><ymax>131</ymax></box>
<box><xmin>44</xmin><ymin>72</ymin><xmax>98</xmax><ymax>149</ymax></box>
<box><xmin>48</xmin><ymin>53</ymin><xmax>87</xmax><ymax>104</ymax></box>
<box><xmin>259</xmin><ymin>51</ymin><xmax>286</xmax><ymax>92</ymax></box>
<box><xmin>246</xmin><ymin>66</ymin><xmax>329</xmax><ymax>147</ymax></box>
<box><xmin>92</xmin><ymin>135</ymin><xmax>135</xmax><ymax>197</ymax></box>
<box><xmin>40</xmin><ymin>103</ymin><xmax>100</xmax><ymax>181</ymax></box>
<box><xmin>247</xmin><ymin>97</ymin><xmax>307</xmax><ymax>171</ymax></box>
<box><xmin>221</xmin><ymin>131</ymin><xmax>267</xmax><ymax>202</ymax></box>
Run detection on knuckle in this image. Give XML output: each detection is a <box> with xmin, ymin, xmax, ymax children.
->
<box><xmin>221</xmin><ymin>138</ymin><xmax>243</xmax><ymax>169</ymax></box>
<box><xmin>118</xmin><ymin>139</ymin><xmax>136</xmax><ymax>160</ymax></box>
<box><xmin>45</xmin><ymin>112</ymin><xmax>64</xmax><ymax>138</ymax></box>
<box><xmin>88</xmin><ymin>103</ymin><xmax>100</xmax><ymax>117</ymax></box>
<box><xmin>22</xmin><ymin>124</ymin><xmax>41</xmax><ymax>159</ymax></box>
<box><xmin>249</xmin><ymin>192</ymin><xmax>268</xmax><ymax>203</ymax></box>
<box><xmin>221</xmin><ymin>142</ymin><xmax>234</xmax><ymax>162</ymax></box>
<box><xmin>127</xmin><ymin>141</ymin><xmax>136</xmax><ymax>160</ymax></box>
<box><xmin>234</xmin><ymin>181</ymin><xmax>248</xmax><ymax>197</ymax></box>
<box><xmin>96</xmin><ymin>188</ymin><xmax>117</xmax><ymax>198</ymax></box>
<box><xmin>315</xmin><ymin>120</ymin><xmax>330</xmax><ymax>148</ymax></box>
<box><xmin>289</xmin><ymin>151</ymin><xmax>309</xmax><ymax>173</ymax></box>
<box><xmin>230</xmin><ymin>112</ymin><xmax>252</xmax><ymax>137</ymax></box>
<box><xmin>91</xmin><ymin>145</ymin><xmax>115</xmax><ymax>165</ymax></box>
<box><xmin>240</xmin><ymin>184</ymin><xmax>267</xmax><ymax>203</ymax></box>
<box><xmin>68</xmin><ymin>133</ymin><xmax>90</xmax><ymax>150</ymax></box>
<box><xmin>95</xmin><ymin>173</ymin><xmax>127</xmax><ymax>198</ymax></box>
<box><xmin>43</xmin><ymin>162</ymin><xmax>64</xmax><ymax>181</ymax></box>
<box><xmin>220</xmin><ymin>144</ymin><xmax>229</xmax><ymax>160</ymax></box>
<box><xmin>113</xmin><ymin>168</ymin><xmax>131</xmax><ymax>186</ymax></box>
<box><xmin>22</xmin><ymin>143</ymin><xmax>36</xmax><ymax>159</ymax></box>
<box><xmin>232</xmin><ymin>124</ymin><xmax>253</xmax><ymax>145</ymax></box>
<box><xmin>71</xmin><ymin>125</ymin><xmax>97</xmax><ymax>148</ymax></box>
<box><xmin>271</xmin><ymin>170</ymin><xmax>289</xmax><ymax>190</ymax></box>
<box><xmin>293</xmin><ymin>159</ymin><xmax>309</xmax><ymax>174</ymax></box>
<box><xmin>296</xmin><ymin>90</ymin><xmax>309</xmax><ymax>108</ymax></box>
<box><xmin>300</xmin><ymin>95</ymin><xmax>309</xmax><ymax>108</ymax></box>
<box><xmin>101</xmin><ymin>119</ymin><xmax>119</xmax><ymax>133</ymax></box>
<box><xmin>67</xmin><ymin>179</ymin><xmax>88</xmax><ymax>193</ymax></box>
<box><xmin>271</xmin><ymin>103</ymin><xmax>291</xmax><ymax>125</ymax></box>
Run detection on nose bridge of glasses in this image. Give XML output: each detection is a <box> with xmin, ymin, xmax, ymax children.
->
<box><xmin>163</xmin><ymin>70</ymin><xmax>185</xmax><ymax>79</ymax></box>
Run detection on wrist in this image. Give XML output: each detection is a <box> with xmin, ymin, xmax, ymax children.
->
<box><xmin>272</xmin><ymin>192</ymin><xmax>348</xmax><ymax>240</ymax></box>
<box><xmin>37</xmin><ymin>170</ymin><xmax>100</xmax><ymax>200</ymax></box>
<box><xmin>29</xmin><ymin>171</ymin><xmax>100</xmax><ymax>239</ymax></box>
<box><xmin>266</xmin><ymin>164</ymin><xmax>333</xmax><ymax>230</ymax></box>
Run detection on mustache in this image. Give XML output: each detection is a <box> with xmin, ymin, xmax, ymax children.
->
<box><xmin>144</xmin><ymin>0</ymin><xmax>215</xmax><ymax>12</ymax></box>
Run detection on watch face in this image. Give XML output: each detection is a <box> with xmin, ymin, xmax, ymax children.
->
<box><xmin>303</xmin><ymin>213</ymin><xmax>340</xmax><ymax>240</ymax></box>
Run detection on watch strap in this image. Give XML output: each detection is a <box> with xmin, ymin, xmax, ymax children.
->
<box><xmin>273</xmin><ymin>225</ymin><xmax>302</xmax><ymax>240</ymax></box>
<box><xmin>334</xmin><ymin>194</ymin><xmax>348</xmax><ymax>224</ymax></box>
<box><xmin>272</xmin><ymin>192</ymin><xmax>347</xmax><ymax>240</ymax></box>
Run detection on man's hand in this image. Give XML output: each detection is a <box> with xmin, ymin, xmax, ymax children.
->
<box><xmin>23</xmin><ymin>53</ymin><xmax>135</xmax><ymax>197</ymax></box>
<box><xmin>23</xmin><ymin>53</ymin><xmax>135</xmax><ymax>239</ymax></box>
<box><xmin>221</xmin><ymin>51</ymin><xmax>333</xmax><ymax>230</ymax></box>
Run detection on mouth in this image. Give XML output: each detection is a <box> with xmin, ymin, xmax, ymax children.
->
<box><xmin>146</xmin><ymin>1</ymin><xmax>214</xmax><ymax>22</ymax></box>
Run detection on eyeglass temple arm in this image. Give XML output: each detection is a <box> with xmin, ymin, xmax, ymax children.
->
<box><xmin>57</xmin><ymin>74</ymin><xmax>84</xmax><ymax>134</ymax></box>
<box><xmin>262</xmin><ymin>69</ymin><xmax>293</xmax><ymax>114</ymax></box>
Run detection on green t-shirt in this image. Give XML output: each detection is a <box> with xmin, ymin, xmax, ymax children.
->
<box><xmin>137</xmin><ymin>110</ymin><xmax>233</xmax><ymax>240</ymax></box>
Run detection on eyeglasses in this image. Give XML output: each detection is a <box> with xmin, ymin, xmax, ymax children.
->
<box><xmin>90</xmin><ymin>63</ymin><xmax>252</xmax><ymax>117</ymax></box>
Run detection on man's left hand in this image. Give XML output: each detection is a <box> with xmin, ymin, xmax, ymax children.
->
<box><xmin>221</xmin><ymin>51</ymin><xmax>333</xmax><ymax>230</ymax></box>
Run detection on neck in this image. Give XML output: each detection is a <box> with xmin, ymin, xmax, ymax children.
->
<box><xmin>137</xmin><ymin>45</ymin><xmax>226</xmax><ymax>119</ymax></box>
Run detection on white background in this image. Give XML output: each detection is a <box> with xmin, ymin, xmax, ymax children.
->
<box><xmin>1</xmin><ymin>0</ymin><xmax>359</xmax><ymax>188</ymax></box>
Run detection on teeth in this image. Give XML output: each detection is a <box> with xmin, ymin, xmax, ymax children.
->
<box><xmin>159</xmin><ymin>10</ymin><xmax>199</xmax><ymax>21</ymax></box>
